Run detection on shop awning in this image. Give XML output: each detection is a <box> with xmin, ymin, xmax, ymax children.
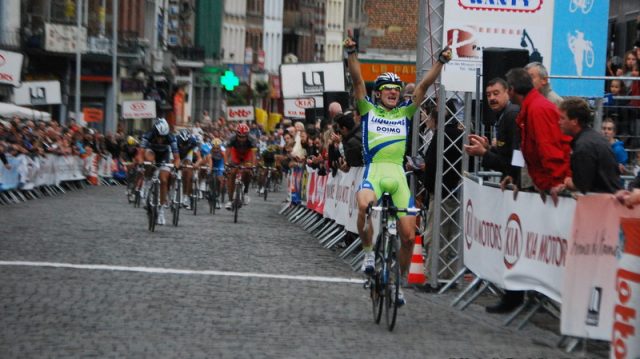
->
<box><xmin>0</xmin><ymin>102</ymin><xmax>51</xmax><ymax>121</ymax></box>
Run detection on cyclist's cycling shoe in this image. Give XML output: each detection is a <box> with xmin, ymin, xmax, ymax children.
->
<box><xmin>361</xmin><ymin>251</ymin><xmax>375</xmax><ymax>274</ymax></box>
<box><xmin>392</xmin><ymin>286</ymin><xmax>406</xmax><ymax>307</ymax></box>
<box><xmin>182</xmin><ymin>197</ymin><xmax>191</xmax><ymax>210</ymax></box>
<box><xmin>215</xmin><ymin>202</ymin><xmax>222</xmax><ymax>209</ymax></box>
<box><xmin>225</xmin><ymin>201</ymin><xmax>233</xmax><ymax>210</ymax></box>
<box><xmin>243</xmin><ymin>195</ymin><xmax>250</xmax><ymax>206</ymax></box>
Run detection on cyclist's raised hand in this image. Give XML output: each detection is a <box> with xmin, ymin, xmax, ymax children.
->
<box><xmin>343</xmin><ymin>29</ymin><xmax>357</xmax><ymax>51</ymax></box>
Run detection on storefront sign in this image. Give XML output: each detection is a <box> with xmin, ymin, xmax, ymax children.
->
<box><xmin>0</xmin><ymin>50</ymin><xmax>23</xmax><ymax>87</ymax></box>
<box><xmin>44</xmin><ymin>23</ymin><xmax>87</xmax><ymax>54</ymax></box>
<box><xmin>14</xmin><ymin>81</ymin><xmax>61</xmax><ymax>105</ymax></box>
<box><xmin>83</xmin><ymin>107</ymin><xmax>104</xmax><ymax>123</ymax></box>
<box><xmin>359</xmin><ymin>61</ymin><xmax>416</xmax><ymax>83</ymax></box>
<box><xmin>226</xmin><ymin>106</ymin><xmax>254</xmax><ymax>121</ymax></box>
<box><xmin>283</xmin><ymin>97</ymin><xmax>323</xmax><ymax>119</ymax></box>
<box><xmin>122</xmin><ymin>100</ymin><xmax>156</xmax><ymax>119</ymax></box>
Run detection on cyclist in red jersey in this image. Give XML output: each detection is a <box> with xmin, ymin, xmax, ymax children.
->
<box><xmin>225</xmin><ymin>123</ymin><xmax>257</xmax><ymax>209</ymax></box>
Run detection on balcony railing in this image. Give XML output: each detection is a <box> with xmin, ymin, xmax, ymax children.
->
<box><xmin>171</xmin><ymin>46</ymin><xmax>205</xmax><ymax>62</ymax></box>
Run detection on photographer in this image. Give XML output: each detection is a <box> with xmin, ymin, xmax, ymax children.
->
<box><xmin>333</xmin><ymin>111</ymin><xmax>363</xmax><ymax>172</ymax></box>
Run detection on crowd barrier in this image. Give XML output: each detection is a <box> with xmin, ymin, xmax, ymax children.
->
<box><xmin>0</xmin><ymin>153</ymin><xmax>123</xmax><ymax>205</ymax></box>
<box><xmin>282</xmin><ymin>167</ymin><xmax>640</xmax><ymax>356</ymax></box>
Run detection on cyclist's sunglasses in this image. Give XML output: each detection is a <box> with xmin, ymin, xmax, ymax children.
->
<box><xmin>378</xmin><ymin>84</ymin><xmax>402</xmax><ymax>91</ymax></box>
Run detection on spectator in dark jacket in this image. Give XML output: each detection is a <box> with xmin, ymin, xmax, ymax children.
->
<box><xmin>334</xmin><ymin>111</ymin><xmax>363</xmax><ymax>171</ymax></box>
<box><xmin>552</xmin><ymin>97</ymin><xmax>622</xmax><ymax>195</ymax></box>
<box><xmin>465</xmin><ymin>77</ymin><xmax>521</xmax><ymax>184</ymax></box>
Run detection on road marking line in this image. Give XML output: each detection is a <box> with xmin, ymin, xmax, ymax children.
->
<box><xmin>0</xmin><ymin>260</ymin><xmax>366</xmax><ymax>284</ymax></box>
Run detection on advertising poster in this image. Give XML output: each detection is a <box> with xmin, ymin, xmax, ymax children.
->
<box><xmin>441</xmin><ymin>0</ymin><xmax>555</xmax><ymax>93</ymax></box>
<box><xmin>550</xmin><ymin>0</ymin><xmax>609</xmax><ymax>97</ymax></box>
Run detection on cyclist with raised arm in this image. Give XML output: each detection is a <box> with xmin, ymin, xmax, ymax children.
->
<box><xmin>139</xmin><ymin>118</ymin><xmax>180</xmax><ymax>225</ymax></box>
<box><xmin>225</xmin><ymin>123</ymin><xmax>258</xmax><ymax>209</ymax></box>
<box><xmin>176</xmin><ymin>129</ymin><xmax>202</xmax><ymax>209</ymax></box>
<box><xmin>344</xmin><ymin>34</ymin><xmax>451</xmax><ymax>306</ymax></box>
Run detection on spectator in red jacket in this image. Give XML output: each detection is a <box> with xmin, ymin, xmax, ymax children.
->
<box><xmin>505</xmin><ymin>68</ymin><xmax>572</xmax><ymax>203</ymax></box>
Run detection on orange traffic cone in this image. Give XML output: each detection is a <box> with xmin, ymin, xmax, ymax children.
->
<box><xmin>408</xmin><ymin>234</ymin><xmax>427</xmax><ymax>285</ymax></box>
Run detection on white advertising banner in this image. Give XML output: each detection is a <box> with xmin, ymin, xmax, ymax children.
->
<box><xmin>122</xmin><ymin>100</ymin><xmax>156</xmax><ymax>119</ymax></box>
<box><xmin>280</xmin><ymin>62</ymin><xmax>345</xmax><ymax>98</ymax></box>
<box><xmin>44</xmin><ymin>23</ymin><xmax>87</xmax><ymax>54</ymax></box>
<box><xmin>321</xmin><ymin>167</ymin><xmax>362</xmax><ymax>233</ymax></box>
<box><xmin>463</xmin><ymin>177</ymin><xmax>575</xmax><ymax>302</ymax></box>
<box><xmin>283</xmin><ymin>98</ymin><xmax>323</xmax><ymax>119</ymax></box>
<box><xmin>441</xmin><ymin>0</ymin><xmax>555</xmax><ymax>93</ymax></box>
<box><xmin>0</xmin><ymin>49</ymin><xmax>24</xmax><ymax>87</ymax></box>
<box><xmin>226</xmin><ymin>106</ymin><xmax>254</xmax><ymax>121</ymax></box>
<box><xmin>14</xmin><ymin>81</ymin><xmax>62</xmax><ymax>105</ymax></box>
<box><xmin>561</xmin><ymin>195</ymin><xmax>640</xmax><ymax>341</ymax></box>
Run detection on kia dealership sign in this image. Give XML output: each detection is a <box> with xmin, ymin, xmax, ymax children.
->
<box><xmin>0</xmin><ymin>50</ymin><xmax>23</xmax><ymax>87</ymax></box>
<box><xmin>283</xmin><ymin>98</ymin><xmax>323</xmax><ymax>119</ymax></box>
<box><xmin>122</xmin><ymin>100</ymin><xmax>156</xmax><ymax>119</ymax></box>
<box><xmin>226</xmin><ymin>106</ymin><xmax>254</xmax><ymax>121</ymax></box>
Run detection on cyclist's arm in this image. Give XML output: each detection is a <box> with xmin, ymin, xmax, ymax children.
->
<box><xmin>345</xmin><ymin>38</ymin><xmax>366</xmax><ymax>101</ymax></box>
<box><xmin>413</xmin><ymin>59</ymin><xmax>446</xmax><ymax>105</ymax></box>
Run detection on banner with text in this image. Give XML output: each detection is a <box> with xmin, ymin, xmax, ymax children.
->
<box><xmin>442</xmin><ymin>0</ymin><xmax>555</xmax><ymax>93</ymax></box>
<box><xmin>463</xmin><ymin>177</ymin><xmax>575</xmax><ymax>302</ymax></box>
<box><xmin>561</xmin><ymin>195</ymin><xmax>640</xmax><ymax>341</ymax></box>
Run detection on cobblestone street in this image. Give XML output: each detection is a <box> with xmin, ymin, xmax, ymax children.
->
<box><xmin>0</xmin><ymin>186</ymin><xmax>595</xmax><ymax>358</ymax></box>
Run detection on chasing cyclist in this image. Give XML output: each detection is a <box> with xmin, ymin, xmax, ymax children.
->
<box><xmin>258</xmin><ymin>144</ymin><xmax>279</xmax><ymax>195</ymax></box>
<box><xmin>225</xmin><ymin>123</ymin><xmax>258</xmax><ymax>209</ymax></box>
<box><xmin>139</xmin><ymin>118</ymin><xmax>180</xmax><ymax>225</ymax></box>
<box><xmin>210</xmin><ymin>138</ymin><xmax>226</xmax><ymax>209</ymax></box>
<box><xmin>176</xmin><ymin>129</ymin><xmax>202</xmax><ymax>209</ymax></box>
<box><xmin>344</xmin><ymin>33</ymin><xmax>451</xmax><ymax>306</ymax></box>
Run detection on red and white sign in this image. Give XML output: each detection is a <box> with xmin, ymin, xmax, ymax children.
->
<box><xmin>560</xmin><ymin>195</ymin><xmax>640</xmax><ymax>342</ymax></box>
<box><xmin>226</xmin><ymin>106</ymin><xmax>254</xmax><ymax>121</ymax></box>
<box><xmin>122</xmin><ymin>100</ymin><xmax>156</xmax><ymax>119</ymax></box>
<box><xmin>283</xmin><ymin>97</ymin><xmax>323</xmax><ymax>119</ymax></box>
<box><xmin>463</xmin><ymin>177</ymin><xmax>576</xmax><ymax>302</ymax></box>
<box><xmin>0</xmin><ymin>50</ymin><xmax>23</xmax><ymax>87</ymax></box>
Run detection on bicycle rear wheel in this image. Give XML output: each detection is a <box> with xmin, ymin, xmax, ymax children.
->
<box><xmin>384</xmin><ymin>235</ymin><xmax>400</xmax><ymax>331</ymax></box>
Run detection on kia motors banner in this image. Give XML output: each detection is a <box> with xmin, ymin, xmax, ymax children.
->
<box><xmin>226</xmin><ymin>106</ymin><xmax>254</xmax><ymax>121</ymax></box>
<box><xmin>463</xmin><ymin>177</ymin><xmax>575</xmax><ymax>302</ymax></box>
<box><xmin>14</xmin><ymin>81</ymin><xmax>62</xmax><ymax>105</ymax></box>
<box><xmin>122</xmin><ymin>100</ymin><xmax>156</xmax><ymax>119</ymax></box>
<box><xmin>0</xmin><ymin>49</ymin><xmax>24</xmax><ymax>87</ymax></box>
<box><xmin>441</xmin><ymin>0</ymin><xmax>555</xmax><ymax>93</ymax></box>
<box><xmin>280</xmin><ymin>62</ymin><xmax>346</xmax><ymax>98</ymax></box>
<box><xmin>283</xmin><ymin>98</ymin><xmax>322</xmax><ymax>119</ymax></box>
<box><xmin>561</xmin><ymin>195</ymin><xmax>640</xmax><ymax>341</ymax></box>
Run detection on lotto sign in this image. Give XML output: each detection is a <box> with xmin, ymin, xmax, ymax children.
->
<box><xmin>0</xmin><ymin>49</ymin><xmax>23</xmax><ymax>87</ymax></box>
<box><xmin>441</xmin><ymin>0</ymin><xmax>555</xmax><ymax>93</ymax></box>
<box><xmin>226</xmin><ymin>106</ymin><xmax>254</xmax><ymax>121</ymax></box>
<box><xmin>122</xmin><ymin>101</ymin><xmax>156</xmax><ymax>119</ymax></box>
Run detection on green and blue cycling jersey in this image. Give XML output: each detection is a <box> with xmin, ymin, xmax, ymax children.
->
<box><xmin>357</xmin><ymin>97</ymin><xmax>417</xmax><ymax>214</ymax></box>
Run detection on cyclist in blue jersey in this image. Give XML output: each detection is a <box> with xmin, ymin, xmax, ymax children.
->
<box><xmin>139</xmin><ymin>118</ymin><xmax>181</xmax><ymax>225</ymax></box>
<box><xmin>176</xmin><ymin>129</ymin><xmax>202</xmax><ymax>209</ymax></box>
<box><xmin>210</xmin><ymin>138</ymin><xmax>226</xmax><ymax>209</ymax></box>
<box><xmin>344</xmin><ymin>33</ymin><xmax>451</xmax><ymax>305</ymax></box>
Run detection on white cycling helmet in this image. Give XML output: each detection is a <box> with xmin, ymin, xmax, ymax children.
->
<box><xmin>154</xmin><ymin>118</ymin><xmax>170</xmax><ymax>136</ymax></box>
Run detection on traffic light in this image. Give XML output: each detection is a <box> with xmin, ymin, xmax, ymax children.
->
<box><xmin>220</xmin><ymin>70</ymin><xmax>240</xmax><ymax>91</ymax></box>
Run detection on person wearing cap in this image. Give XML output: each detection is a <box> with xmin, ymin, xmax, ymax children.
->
<box><xmin>344</xmin><ymin>33</ymin><xmax>451</xmax><ymax>306</ymax></box>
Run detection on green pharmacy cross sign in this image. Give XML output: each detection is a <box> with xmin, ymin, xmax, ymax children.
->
<box><xmin>220</xmin><ymin>70</ymin><xmax>240</xmax><ymax>91</ymax></box>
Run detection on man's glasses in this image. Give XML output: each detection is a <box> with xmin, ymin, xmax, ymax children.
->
<box><xmin>378</xmin><ymin>84</ymin><xmax>402</xmax><ymax>91</ymax></box>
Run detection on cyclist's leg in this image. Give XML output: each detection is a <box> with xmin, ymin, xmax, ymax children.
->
<box><xmin>391</xmin><ymin>165</ymin><xmax>416</xmax><ymax>279</ymax></box>
<box><xmin>357</xmin><ymin>189</ymin><xmax>377</xmax><ymax>248</ymax></box>
<box><xmin>241</xmin><ymin>168</ymin><xmax>252</xmax><ymax>194</ymax></box>
<box><xmin>182</xmin><ymin>161</ymin><xmax>193</xmax><ymax>197</ymax></box>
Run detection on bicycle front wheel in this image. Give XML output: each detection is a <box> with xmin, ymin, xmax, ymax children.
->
<box><xmin>192</xmin><ymin>179</ymin><xmax>198</xmax><ymax>216</ymax></box>
<box><xmin>172</xmin><ymin>180</ymin><xmax>181</xmax><ymax>226</ymax></box>
<box><xmin>147</xmin><ymin>183</ymin><xmax>158</xmax><ymax>232</ymax></box>
<box><xmin>384</xmin><ymin>235</ymin><xmax>400</xmax><ymax>331</ymax></box>
<box><xmin>234</xmin><ymin>185</ymin><xmax>241</xmax><ymax>223</ymax></box>
<box><xmin>264</xmin><ymin>177</ymin><xmax>269</xmax><ymax>201</ymax></box>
